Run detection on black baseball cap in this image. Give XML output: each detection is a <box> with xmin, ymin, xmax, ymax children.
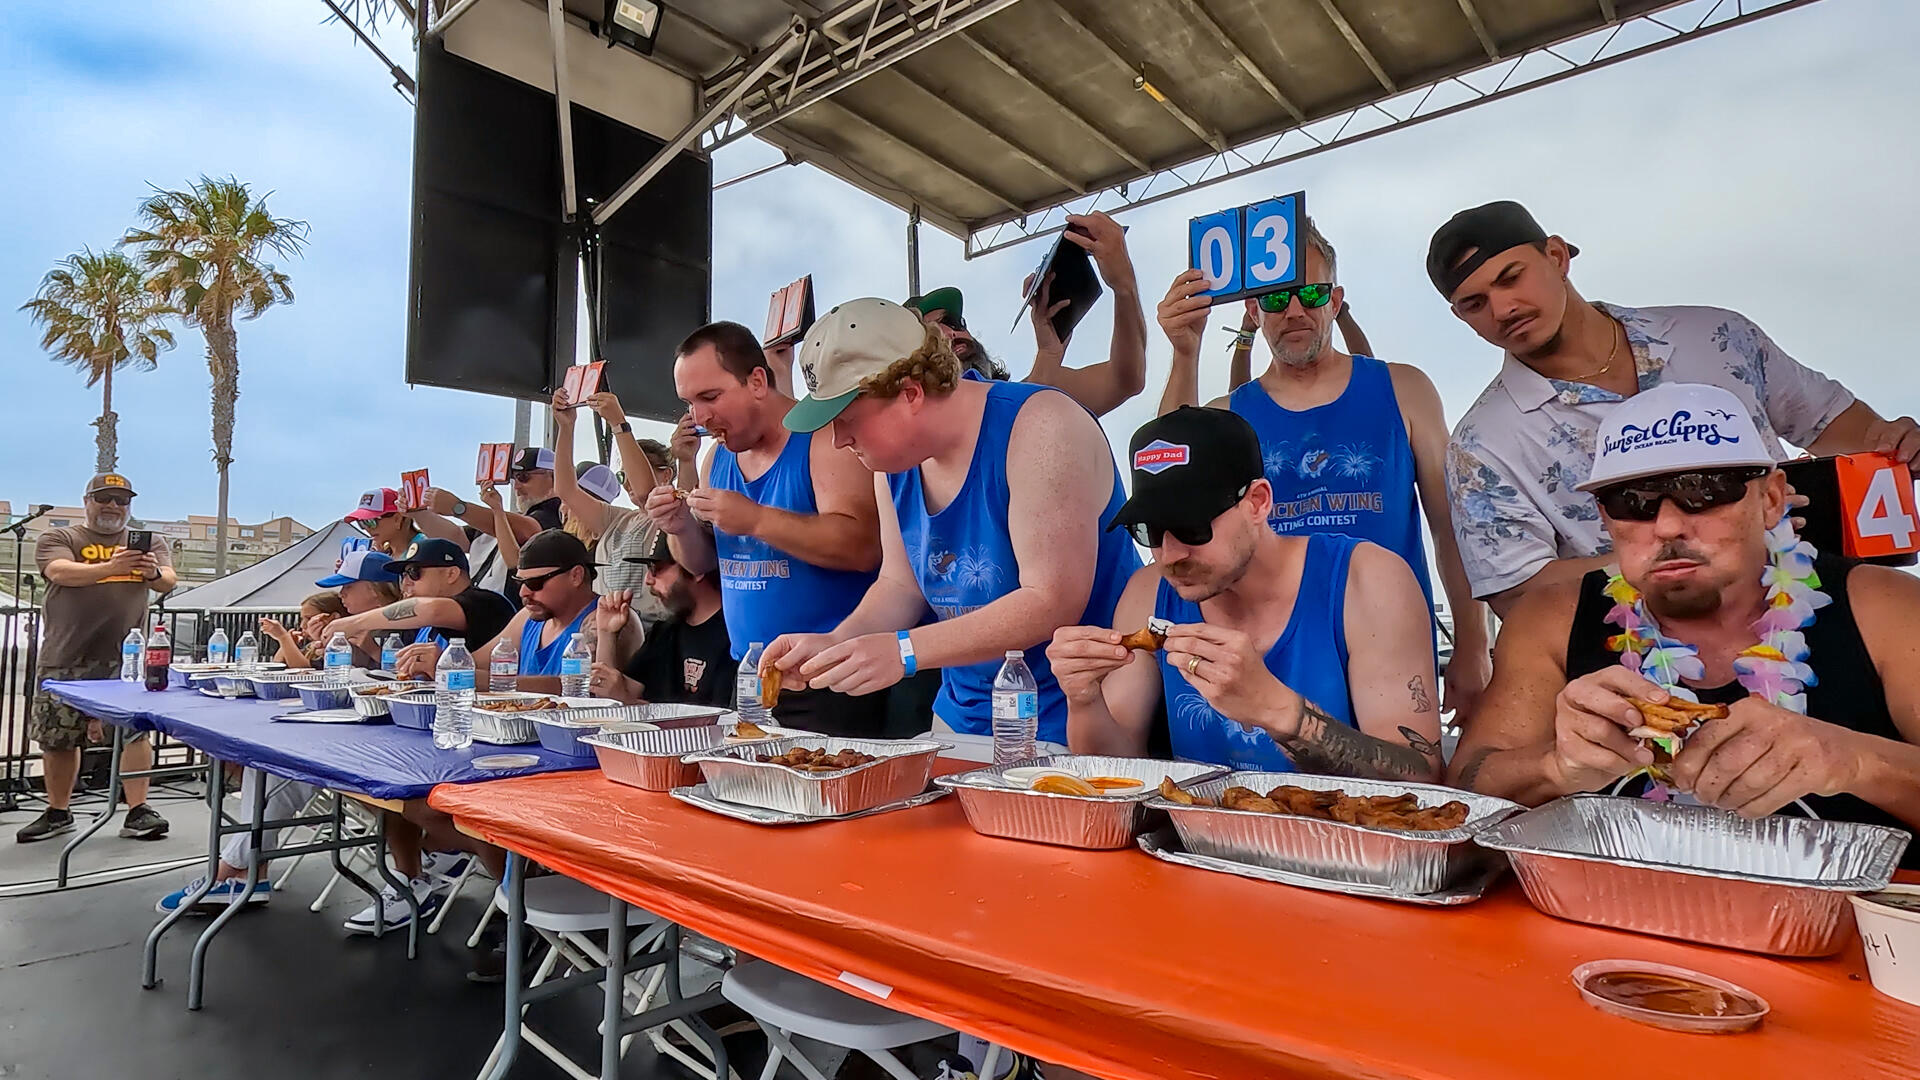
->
<box><xmin>519</xmin><ymin>529</ymin><xmax>596</xmax><ymax>574</ymax></box>
<box><xmin>1107</xmin><ymin>407</ymin><xmax>1263</xmax><ymax>539</ymax></box>
<box><xmin>510</xmin><ymin>447</ymin><xmax>556</xmax><ymax>475</ymax></box>
<box><xmin>1426</xmin><ymin>200</ymin><xmax>1578</xmax><ymax>301</ymax></box>
<box><xmin>622</xmin><ymin>532</ymin><xmax>675</xmax><ymax>568</ymax></box>
<box><xmin>384</xmin><ymin>538</ymin><xmax>470</xmax><ymax>576</ymax></box>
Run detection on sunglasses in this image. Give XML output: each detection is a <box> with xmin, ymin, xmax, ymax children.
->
<box><xmin>399</xmin><ymin>567</ymin><xmax>431</xmax><ymax>582</ymax></box>
<box><xmin>1126</xmin><ymin>485</ymin><xmax>1251</xmax><ymax>549</ymax></box>
<box><xmin>1594</xmin><ymin>467</ymin><xmax>1769</xmax><ymax>522</ymax></box>
<box><xmin>90</xmin><ymin>492</ymin><xmax>132</xmax><ymax>507</ymax></box>
<box><xmin>1254</xmin><ymin>283</ymin><xmax>1335</xmax><ymax>313</ymax></box>
<box><xmin>518</xmin><ymin>567</ymin><xmax>571</xmax><ymax>592</ymax></box>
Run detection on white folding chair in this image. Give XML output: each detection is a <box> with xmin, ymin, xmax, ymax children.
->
<box><xmin>475</xmin><ymin>875</ymin><xmax>735</xmax><ymax>1080</ymax></box>
<box><xmin>723</xmin><ymin>959</ymin><xmax>1003</xmax><ymax>1080</ymax></box>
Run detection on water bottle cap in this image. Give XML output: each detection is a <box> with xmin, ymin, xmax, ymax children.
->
<box><xmin>1005</xmin><ymin>650</ymin><xmax>1021</xmax><ymax>660</ymax></box>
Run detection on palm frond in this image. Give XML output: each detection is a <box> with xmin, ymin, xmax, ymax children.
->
<box><xmin>18</xmin><ymin>247</ymin><xmax>177</xmax><ymax>386</ymax></box>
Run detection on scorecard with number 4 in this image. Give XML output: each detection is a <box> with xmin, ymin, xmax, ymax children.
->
<box><xmin>1189</xmin><ymin>191</ymin><xmax>1306</xmax><ymax>305</ymax></box>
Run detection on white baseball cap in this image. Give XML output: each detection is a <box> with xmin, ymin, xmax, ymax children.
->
<box><xmin>578</xmin><ymin>463</ymin><xmax>621</xmax><ymax>503</ymax></box>
<box><xmin>1576</xmin><ymin>382</ymin><xmax>1776</xmax><ymax>492</ymax></box>
<box><xmin>785</xmin><ymin>297</ymin><xmax>931</xmax><ymax>433</ymax></box>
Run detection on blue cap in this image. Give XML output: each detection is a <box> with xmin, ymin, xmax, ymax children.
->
<box><xmin>316</xmin><ymin>549</ymin><xmax>401</xmax><ymax>588</ymax></box>
<box><xmin>383</xmin><ymin>537</ymin><xmax>470</xmax><ymax>577</ymax></box>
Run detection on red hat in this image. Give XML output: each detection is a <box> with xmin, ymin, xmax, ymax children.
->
<box><xmin>344</xmin><ymin>487</ymin><xmax>401</xmax><ymax>522</ymax></box>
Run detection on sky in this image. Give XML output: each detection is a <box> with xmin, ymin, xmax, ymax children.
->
<box><xmin>2</xmin><ymin>0</ymin><xmax>1915</xmax><ymax>532</ymax></box>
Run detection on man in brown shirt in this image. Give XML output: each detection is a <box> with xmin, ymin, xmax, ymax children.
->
<box><xmin>19</xmin><ymin>473</ymin><xmax>178</xmax><ymax>843</ymax></box>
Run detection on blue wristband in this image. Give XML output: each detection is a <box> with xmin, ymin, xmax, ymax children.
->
<box><xmin>897</xmin><ymin>631</ymin><xmax>918</xmax><ymax>677</ymax></box>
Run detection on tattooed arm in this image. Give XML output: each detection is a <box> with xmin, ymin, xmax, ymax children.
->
<box><xmin>324</xmin><ymin>597</ymin><xmax>471</xmax><ymax>640</ymax></box>
<box><xmin>1446</xmin><ymin>577</ymin><xmax>1587</xmax><ymax>803</ymax></box>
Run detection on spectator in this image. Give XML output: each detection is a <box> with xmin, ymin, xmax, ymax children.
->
<box><xmin>17</xmin><ymin>472</ymin><xmax>178</xmax><ymax>844</ymax></box>
<box><xmin>1014</xmin><ymin>210</ymin><xmax>1149</xmax><ymax>417</ymax></box>
<box><xmin>765</xmin><ymin>299</ymin><xmax>1142</xmax><ymax>748</ymax></box>
<box><xmin>644</xmin><ymin>320</ymin><xmax>888</xmax><ymax>736</ymax></box>
<box><xmin>903</xmin><ymin>287</ymin><xmax>1009</xmax><ymax>381</ymax></box>
<box><xmin>330</xmin><ymin>539</ymin><xmax>515</xmax><ymax>678</ymax></box>
<box><xmin>590</xmin><ymin>535</ymin><xmax>733</xmax><ymax>708</ymax></box>
<box><xmin>571</xmin><ymin>390</ymin><xmax>678</xmax><ymax>625</ymax></box>
<box><xmin>1430</xmin><ymin>199</ymin><xmax>1920</xmax><ymax>617</ymax></box>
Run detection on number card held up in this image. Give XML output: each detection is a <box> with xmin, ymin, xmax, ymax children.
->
<box><xmin>1188</xmin><ymin>191</ymin><xmax>1306</xmax><ymax>305</ymax></box>
<box><xmin>400</xmin><ymin>469</ymin><xmax>431</xmax><ymax>512</ymax></box>
<box><xmin>561</xmin><ymin>361</ymin><xmax>606</xmax><ymax>407</ymax></box>
<box><xmin>763</xmin><ymin>275</ymin><xmax>815</xmax><ymax>347</ymax></box>
<box><xmin>476</xmin><ymin>443</ymin><xmax>513</xmax><ymax>486</ymax></box>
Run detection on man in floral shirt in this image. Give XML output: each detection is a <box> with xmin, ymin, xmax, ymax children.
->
<box><xmin>1430</xmin><ymin>200</ymin><xmax>1919</xmax><ymax>617</ymax></box>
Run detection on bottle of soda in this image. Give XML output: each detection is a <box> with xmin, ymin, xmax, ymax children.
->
<box><xmin>490</xmin><ymin>629</ymin><xmax>519</xmax><ymax>693</ymax></box>
<box><xmin>206</xmin><ymin>627</ymin><xmax>230</xmax><ymax>666</ymax></box>
<box><xmin>434</xmin><ymin>639</ymin><xmax>475</xmax><ymax>750</ymax></box>
<box><xmin>143</xmin><ymin>624</ymin><xmax>172</xmax><ymax>692</ymax></box>
<box><xmin>560</xmin><ymin>633</ymin><xmax>591</xmax><ymax>697</ymax></box>
<box><xmin>121</xmin><ymin>629</ymin><xmax>144</xmax><ymax>682</ymax></box>
<box><xmin>990</xmin><ymin>650</ymin><xmax>1039</xmax><ymax>764</ymax></box>
<box><xmin>735</xmin><ymin>642</ymin><xmax>771</xmax><ymax>725</ymax></box>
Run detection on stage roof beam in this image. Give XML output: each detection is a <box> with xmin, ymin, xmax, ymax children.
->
<box><xmin>1044</xmin><ymin>2</ymin><xmax>1226</xmax><ymax>153</ymax></box>
<box><xmin>1455</xmin><ymin>0</ymin><xmax>1500</xmax><ymax>61</ymax></box>
<box><xmin>954</xmin><ymin>32</ymin><xmax>1149</xmax><ymax>173</ymax></box>
<box><xmin>1167</xmin><ymin>0</ymin><xmax>1305</xmax><ymax>123</ymax></box>
<box><xmin>1311</xmin><ymin>0</ymin><xmax>1395</xmax><ymax>92</ymax></box>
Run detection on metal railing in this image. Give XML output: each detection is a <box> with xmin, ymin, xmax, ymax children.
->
<box><xmin>1</xmin><ymin>601</ymin><xmax>301</xmax><ymax>812</ymax></box>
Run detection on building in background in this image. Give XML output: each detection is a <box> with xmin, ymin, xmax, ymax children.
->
<box><xmin>0</xmin><ymin>500</ymin><xmax>312</xmax><ymax>589</ymax></box>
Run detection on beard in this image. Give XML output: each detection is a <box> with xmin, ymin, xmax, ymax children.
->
<box><xmin>88</xmin><ymin>509</ymin><xmax>127</xmax><ymax>533</ymax></box>
<box><xmin>1637</xmin><ymin>540</ymin><xmax>1726</xmax><ymax>620</ymax></box>
<box><xmin>652</xmin><ymin>579</ymin><xmax>694</xmax><ymax>618</ymax></box>
<box><xmin>1159</xmin><ymin>531</ymin><xmax>1256</xmax><ymax>604</ymax></box>
<box><xmin>1271</xmin><ymin>323</ymin><xmax>1331</xmax><ymax>368</ymax></box>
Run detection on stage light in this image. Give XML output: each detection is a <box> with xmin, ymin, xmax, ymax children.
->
<box><xmin>604</xmin><ymin>0</ymin><xmax>662</xmax><ymax>55</ymax></box>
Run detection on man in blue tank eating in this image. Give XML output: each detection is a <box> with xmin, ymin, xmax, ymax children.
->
<box><xmin>763</xmin><ymin>297</ymin><xmax>1142</xmax><ymax>749</ymax></box>
<box><xmin>1049</xmin><ymin>407</ymin><xmax>1443</xmax><ymax>780</ymax></box>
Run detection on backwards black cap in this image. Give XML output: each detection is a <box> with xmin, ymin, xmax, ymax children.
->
<box><xmin>1107</xmin><ymin>407</ymin><xmax>1263</xmax><ymax>540</ymax></box>
<box><xmin>519</xmin><ymin>529</ymin><xmax>596</xmax><ymax>575</ymax></box>
<box><xmin>1426</xmin><ymin>200</ymin><xmax>1578</xmax><ymax>300</ymax></box>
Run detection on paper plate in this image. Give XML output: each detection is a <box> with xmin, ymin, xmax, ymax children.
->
<box><xmin>472</xmin><ymin>753</ymin><xmax>541</xmax><ymax>770</ymax></box>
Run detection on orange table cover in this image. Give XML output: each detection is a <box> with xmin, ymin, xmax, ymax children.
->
<box><xmin>430</xmin><ymin>770</ymin><xmax>1920</xmax><ymax>1080</ymax></box>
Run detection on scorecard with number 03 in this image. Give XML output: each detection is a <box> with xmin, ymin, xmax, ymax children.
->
<box><xmin>1188</xmin><ymin>190</ymin><xmax>1306</xmax><ymax>305</ymax></box>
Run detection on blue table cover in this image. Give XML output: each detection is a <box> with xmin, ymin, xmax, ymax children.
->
<box><xmin>43</xmin><ymin>679</ymin><xmax>594</xmax><ymax>800</ymax></box>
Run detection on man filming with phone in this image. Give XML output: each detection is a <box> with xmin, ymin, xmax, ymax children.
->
<box><xmin>18</xmin><ymin>473</ymin><xmax>178</xmax><ymax>844</ymax></box>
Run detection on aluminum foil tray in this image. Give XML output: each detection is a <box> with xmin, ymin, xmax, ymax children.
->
<box><xmin>935</xmin><ymin>756</ymin><xmax>1227</xmax><ymax>850</ymax></box>
<box><xmin>685</xmin><ymin>737</ymin><xmax>946</xmax><ymax>817</ymax></box>
<box><xmin>350</xmin><ymin>686</ymin><xmax>398</xmax><ymax>717</ymax></box>
<box><xmin>387</xmin><ymin>691</ymin><xmax>439</xmax><ymax>730</ymax></box>
<box><xmin>1138</xmin><ymin>828</ymin><xmax>1507</xmax><ymax>906</ymax></box>
<box><xmin>1474</xmin><ymin>795</ymin><xmax>1909</xmax><ymax>956</ymax></box>
<box><xmin>470</xmin><ymin>710</ymin><xmax>551</xmax><ymax>745</ymax></box>
<box><xmin>517</xmin><ymin>701</ymin><xmax>729</xmax><ymax>731</ymax></box>
<box><xmin>1149</xmin><ymin>771</ymin><xmax>1523</xmax><ymax>893</ymax></box>
<box><xmin>585</xmin><ymin>722</ymin><xmax>800</xmax><ymax>791</ymax></box>
<box><xmin>669</xmin><ymin>783</ymin><xmax>949</xmax><ymax>825</ymax></box>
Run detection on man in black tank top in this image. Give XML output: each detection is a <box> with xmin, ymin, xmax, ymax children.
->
<box><xmin>1451</xmin><ymin>386</ymin><xmax>1920</xmax><ymax>864</ymax></box>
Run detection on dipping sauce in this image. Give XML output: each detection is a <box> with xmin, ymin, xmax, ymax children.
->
<box><xmin>1088</xmin><ymin>776</ymin><xmax>1145</xmax><ymax>792</ymax></box>
<box><xmin>1585</xmin><ymin>971</ymin><xmax>1762</xmax><ymax>1017</ymax></box>
<box><xmin>1861</xmin><ymin>890</ymin><xmax>1920</xmax><ymax>914</ymax></box>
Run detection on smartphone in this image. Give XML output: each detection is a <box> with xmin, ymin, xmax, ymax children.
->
<box><xmin>127</xmin><ymin>529</ymin><xmax>154</xmax><ymax>553</ymax></box>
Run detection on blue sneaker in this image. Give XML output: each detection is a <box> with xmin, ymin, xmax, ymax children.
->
<box><xmin>156</xmin><ymin>876</ymin><xmax>273</xmax><ymax>914</ymax></box>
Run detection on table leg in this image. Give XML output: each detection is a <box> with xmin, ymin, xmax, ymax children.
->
<box><xmin>603</xmin><ymin>898</ymin><xmax>631</xmax><ymax>1080</ymax></box>
<box><xmin>368</xmin><ymin>814</ymin><xmax>421</xmax><ymax>958</ymax></box>
<box><xmin>56</xmin><ymin>722</ymin><xmax>124</xmax><ymax>888</ymax></box>
<box><xmin>484</xmin><ymin>852</ymin><xmax>526</xmax><ymax>1080</ymax></box>
<box><xmin>186</xmin><ymin>765</ymin><xmax>267</xmax><ymax>1011</ymax></box>
<box><xmin>654</xmin><ymin>925</ymin><xmax>728</xmax><ymax>1080</ymax></box>
<box><xmin>143</xmin><ymin>752</ymin><xmax>224</xmax><ymax>990</ymax></box>
<box><xmin>328</xmin><ymin>797</ymin><xmax>385</xmax><ymax>913</ymax></box>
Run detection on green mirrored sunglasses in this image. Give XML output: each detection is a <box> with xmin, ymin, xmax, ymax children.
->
<box><xmin>1255</xmin><ymin>283</ymin><xmax>1335</xmax><ymax>312</ymax></box>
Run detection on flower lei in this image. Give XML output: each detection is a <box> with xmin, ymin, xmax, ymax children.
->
<box><xmin>1602</xmin><ymin>518</ymin><xmax>1829</xmax><ymax>795</ymax></box>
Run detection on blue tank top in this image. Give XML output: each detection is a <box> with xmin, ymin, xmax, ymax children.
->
<box><xmin>888</xmin><ymin>380</ymin><xmax>1142</xmax><ymax>743</ymax></box>
<box><xmin>710</xmin><ymin>430</ymin><xmax>877</xmax><ymax>662</ymax></box>
<box><xmin>1228</xmin><ymin>355</ymin><xmax>1433</xmax><ymax>609</ymax></box>
<box><xmin>516</xmin><ymin>600</ymin><xmax>598</xmax><ymax>676</ymax></box>
<box><xmin>1155</xmin><ymin>533</ymin><xmax>1359</xmax><ymax>771</ymax></box>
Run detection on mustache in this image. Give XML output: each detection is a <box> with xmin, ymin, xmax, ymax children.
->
<box><xmin>1498</xmin><ymin>311</ymin><xmax>1540</xmax><ymax>336</ymax></box>
<box><xmin>1652</xmin><ymin>542</ymin><xmax>1709</xmax><ymax>564</ymax></box>
<box><xmin>1161</xmin><ymin>559</ymin><xmax>1201</xmax><ymax>578</ymax></box>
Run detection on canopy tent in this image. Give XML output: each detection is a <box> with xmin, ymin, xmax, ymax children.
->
<box><xmin>169</xmin><ymin>521</ymin><xmax>364</xmax><ymax>611</ymax></box>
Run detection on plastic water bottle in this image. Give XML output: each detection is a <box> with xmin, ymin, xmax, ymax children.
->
<box><xmin>434</xmin><ymin>638</ymin><xmax>476</xmax><ymax>750</ymax></box>
<box><xmin>560</xmin><ymin>634</ymin><xmax>591</xmax><ymax>697</ymax></box>
<box><xmin>489</xmin><ymin>629</ymin><xmax>519</xmax><ymax>693</ymax></box>
<box><xmin>735</xmin><ymin>642</ymin><xmax>771</xmax><ymax>725</ymax></box>
<box><xmin>379</xmin><ymin>634</ymin><xmax>401</xmax><ymax>673</ymax></box>
<box><xmin>120</xmin><ymin>629</ymin><xmax>144</xmax><ymax>682</ymax></box>
<box><xmin>143</xmin><ymin>625</ymin><xmax>172</xmax><ymax>692</ymax></box>
<box><xmin>235</xmin><ymin>631</ymin><xmax>258</xmax><ymax>673</ymax></box>
<box><xmin>206</xmin><ymin>627</ymin><xmax>230</xmax><ymax>666</ymax></box>
<box><xmin>991</xmin><ymin>650</ymin><xmax>1039</xmax><ymax>765</ymax></box>
<box><xmin>324</xmin><ymin>632</ymin><xmax>353</xmax><ymax>688</ymax></box>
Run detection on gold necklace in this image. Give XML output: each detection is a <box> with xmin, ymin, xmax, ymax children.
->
<box><xmin>1563</xmin><ymin>315</ymin><xmax>1621</xmax><ymax>383</ymax></box>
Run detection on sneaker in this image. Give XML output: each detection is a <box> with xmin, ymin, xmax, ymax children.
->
<box><xmin>421</xmin><ymin>850</ymin><xmax>473</xmax><ymax>891</ymax></box>
<box><xmin>926</xmin><ymin>1053</ymin><xmax>1035</xmax><ymax>1080</ymax></box>
<box><xmin>343</xmin><ymin>878</ymin><xmax>440</xmax><ymax>935</ymax></box>
<box><xmin>119</xmin><ymin>803</ymin><xmax>170</xmax><ymax>840</ymax></box>
<box><xmin>15</xmin><ymin>808</ymin><xmax>75</xmax><ymax>843</ymax></box>
<box><xmin>156</xmin><ymin>876</ymin><xmax>273</xmax><ymax>914</ymax></box>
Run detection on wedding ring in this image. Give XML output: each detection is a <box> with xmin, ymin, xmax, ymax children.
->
<box><xmin>1187</xmin><ymin>656</ymin><xmax>1201</xmax><ymax>676</ymax></box>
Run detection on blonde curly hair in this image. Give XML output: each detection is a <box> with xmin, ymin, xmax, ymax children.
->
<box><xmin>857</xmin><ymin>322</ymin><xmax>963</xmax><ymax>400</ymax></box>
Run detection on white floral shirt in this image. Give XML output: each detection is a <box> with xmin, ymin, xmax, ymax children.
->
<box><xmin>1446</xmin><ymin>303</ymin><xmax>1854</xmax><ymax>598</ymax></box>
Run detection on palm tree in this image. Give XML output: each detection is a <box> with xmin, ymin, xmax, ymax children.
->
<box><xmin>123</xmin><ymin>176</ymin><xmax>307</xmax><ymax>576</ymax></box>
<box><xmin>20</xmin><ymin>249</ymin><xmax>176</xmax><ymax>473</ymax></box>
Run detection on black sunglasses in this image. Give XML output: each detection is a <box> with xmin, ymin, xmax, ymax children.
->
<box><xmin>1594</xmin><ymin>467</ymin><xmax>1770</xmax><ymax>522</ymax></box>
<box><xmin>90</xmin><ymin>492</ymin><xmax>132</xmax><ymax>507</ymax></box>
<box><xmin>518</xmin><ymin>567</ymin><xmax>571</xmax><ymax>591</ymax></box>
<box><xmin>1254</xmin><ymin>283</ymin><xmax>1335</xmax><ymax>312</ymax></box>
<box><xmin>400</xmin><ymin>566</ymin><xmax>430</xmax><ymax>582</ymax></box>
<box><xmin>1126</xmin><ymin>485</ymin><xmax>1252</xmax><ymax>548</ymax></box>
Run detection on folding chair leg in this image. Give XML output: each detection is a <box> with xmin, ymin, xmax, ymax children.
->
<box><xmin>756</xmin><ymin>1025</ymin><xmax>833</xmax><ymax>1080</ymax></box>
<box><xmin>465</xmin><ymin>893</ymin><xmax>500</xmax><ymax>948</ymax></box>
<box><xmin>427</xmin><ymin>857</ymin><xmax>480</xmax><ymax>935</ymax></box>
<box><xmin>865</xmin><ymin>1049</ymin><xmax>923</xmax><ymax>1080</ymax></box>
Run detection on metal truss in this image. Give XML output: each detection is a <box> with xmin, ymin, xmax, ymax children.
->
<box><xmin>964</xmin><ymin>0</ymin><xmax>1824</xmax><ymax>260</ymax></box>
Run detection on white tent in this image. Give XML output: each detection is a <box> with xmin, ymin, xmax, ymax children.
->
<box><xmin>169</xmin><ymin>521</ymin><xmax>365</xmax><ymax>611</ymax></box>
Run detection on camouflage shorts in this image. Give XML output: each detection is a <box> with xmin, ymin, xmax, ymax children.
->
<box><xmin>30</xmin><ymin>661</ymin><xmax>148</xmax><ymax>752</ymax></box>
